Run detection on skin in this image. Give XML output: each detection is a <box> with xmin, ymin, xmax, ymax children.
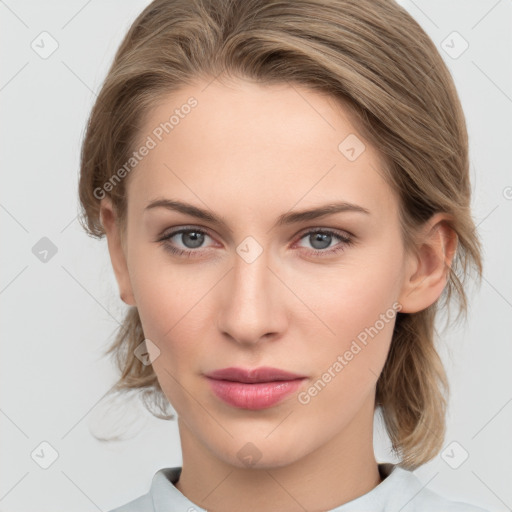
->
<box><xmin>100</xmin><ymin>76</ymin><xmax>457</xmax><ymax>512</ymax></box>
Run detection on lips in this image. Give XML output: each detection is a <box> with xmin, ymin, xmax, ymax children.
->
<box><xmin>204</xmin><ymin>366</ymin><xmax>307</xmax><ymax>410</ymax></box>
<box><xmin>205</xmin><ymin>366</ymin><xmax>306</xmax><ymax>383</ymax></box>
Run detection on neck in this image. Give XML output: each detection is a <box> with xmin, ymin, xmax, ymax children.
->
<box><xmin>175</xmin><ymin>395</ymin><xmax>381</xmax><ymax>512</ymax></box>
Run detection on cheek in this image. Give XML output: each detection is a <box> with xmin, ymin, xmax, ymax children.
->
<box><xmin>134</xmin><ymin>274</ymin><xmax>210</xmax><ymax>359</ymax></box>
<box><xmin>299</xmin><ymin>304</ymin><xmax>397</xmax><ymax>423</ymax></box>
<box><xmin>131</xmin><ymin>262</ymin><xmax>210</xmax><ymax>411</ymax></box>
<box><xmin>295</xmin><ymin>248</ymin><xmax>403</xmax><ymax>396</ymax></box>
<box><xmin>127</xmin><ymin>241</ymin><xmax>209</xmax><ymax>332</ymax></box>
<box><xmin>301</xmin><ymin>252</ymin><xmax>403</xmax><ymax>345</ymax></box>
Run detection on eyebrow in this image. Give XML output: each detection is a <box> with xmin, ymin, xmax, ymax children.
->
<box><xmin>144</xmin><ymin>198</ymin><xmax>370</xmax><ymax>233</ymax></box>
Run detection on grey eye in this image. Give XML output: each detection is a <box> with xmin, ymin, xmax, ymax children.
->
<box><xmin>307</xmin><ymin>232</ymin><xmax>334</xmax><ymax>250</ymax></box>
<box><xmin>178</xmin><ymin>230</ymin><xmax>206</xmax><ymax>249</ymax></box>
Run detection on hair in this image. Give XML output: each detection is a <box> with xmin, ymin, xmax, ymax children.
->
<box><xmin>78</xmin><ymin>0</ymin><xmax>483</xmax><ymax>470</ymax></box>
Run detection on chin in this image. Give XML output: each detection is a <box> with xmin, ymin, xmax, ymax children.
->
<box><xmin>209</xmin><ymin>433</ymin><xmax>309</xmax><ymax>471</ymax></box>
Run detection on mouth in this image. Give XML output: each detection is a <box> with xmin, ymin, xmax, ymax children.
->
<box><xmin>204</xmin><ymin>366</ymin><xmax>307</xmax><ymax>410</ymax></box>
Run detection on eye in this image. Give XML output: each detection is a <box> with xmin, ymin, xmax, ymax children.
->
<box><xmin>295</xmin><ymin>229</ymin><xmax>353</xmax><ymax>256</ymax></box>
<box><xmin>157</xmin><ymin>227</ymin><xmax>215</xmax><ymax>257</ymax></box>
<box><xmin>157</xmin><ymin>226</ymin><xmax>354</xmax><ymax>258</ymax></box>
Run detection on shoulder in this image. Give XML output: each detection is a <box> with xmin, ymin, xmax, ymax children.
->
<box><xmin>106</xmin><ymin>492</ymin><xmax>153</xmax><ymax>512</ymax></box>
<box><xmin>106</xmin><ymin>467</ymin><xmax>184</xmax><ymax>512</ymax></box>
<box><xmin>413</xmin><ymin>486</ymin><xmax>489</xmax><ymax>512</ymax></box>
<box><xmin>411</xmin><ymin>488</ymin><xmax>490</xmax><ymax>512</ymax></box>
<box><xmin>385</xmin><ymin>466</ymin><xmax>490</xmax><ymax>512</ymax></box>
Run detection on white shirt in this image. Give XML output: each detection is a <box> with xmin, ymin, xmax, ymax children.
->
<box><xmin>107</xmin><ymin>463</ymin><xmax>490</xmax><ymax>511</ymax></box>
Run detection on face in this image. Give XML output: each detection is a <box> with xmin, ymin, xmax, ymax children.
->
<box><xmin>103</xmin><ymin>77</ymin><xmax>426</xmax><ymax>469</ymax></box>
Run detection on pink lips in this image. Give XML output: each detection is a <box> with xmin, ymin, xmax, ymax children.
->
<box><xmin>204</xmin><ymin>366</ymin><xmax>306</xmax><ymax>410</ymax></box>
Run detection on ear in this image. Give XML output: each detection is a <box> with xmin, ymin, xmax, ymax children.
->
<box><xmin>397</xmin><ymin>213</ymin><xmax>458</xmax><ymax>313</ymax></box>
<box><xmin>99</xmin><ymin>197</ymin><xmax>136</xmax><ymax>307</ymax></box>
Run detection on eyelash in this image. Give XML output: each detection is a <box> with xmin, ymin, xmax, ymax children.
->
<box><xmin>157</xmin><ymin>226</ymin><xmax>354</xmax><ymax>258</ymax></box>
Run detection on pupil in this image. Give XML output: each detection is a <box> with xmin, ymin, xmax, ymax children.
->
<box><xmin>183</xmin><ymin>231</ymin><xmax>204</xmax><ymax>248</ymax></box>
<box><xmin>311</xmin><ymin>233</ymin><xmax>330</xmax><ymax>250</ymax></box>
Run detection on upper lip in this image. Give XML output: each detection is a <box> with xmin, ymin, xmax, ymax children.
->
<box><xmin>204</xmin><ymin>366</ymin><xmax>306</xmax><ymax>383</ymax></box>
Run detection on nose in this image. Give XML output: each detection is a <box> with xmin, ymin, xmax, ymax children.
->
<box><xmin>215</xmin><ymin>246</ymin><xmax>289</xmax><ymax>346</ymax></box>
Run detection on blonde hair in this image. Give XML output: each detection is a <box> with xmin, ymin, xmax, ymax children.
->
<box><xmin>78</xmin><ymin>0</ymin><xmax>483</xmax><ymax>470</ymax></box>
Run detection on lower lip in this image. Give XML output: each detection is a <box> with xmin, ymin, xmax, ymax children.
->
<box><xmin>206</xmin><ymin>377</ymin><xmax>305</xmax><ymax>410</ymax></box>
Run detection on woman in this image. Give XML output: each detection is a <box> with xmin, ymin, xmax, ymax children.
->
<box><xmin>78</xmin><ymin>0</ymin><xmax>487</xmax><ymax>510</ymax></box>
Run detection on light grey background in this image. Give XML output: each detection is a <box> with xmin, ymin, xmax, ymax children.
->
<box><xmin>1</xmin><ymin>1</ymin><xmax>511</xmax><ymax>511</ymax></box>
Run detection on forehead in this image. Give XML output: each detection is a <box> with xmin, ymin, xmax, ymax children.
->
<box><xmin>127</xmin><ymin>78</ymin><xmax>397</xmax><ymax>222</ymax></box>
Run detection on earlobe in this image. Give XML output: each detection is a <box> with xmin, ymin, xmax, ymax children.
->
<box><xmin>398</xmin><ymin>214</ymin><xmax>458</xmax><ymax>314</ymax></box>
<box><xmin>99</xmin><ymin>198</ymin><xmax>136</xmax><ymax>307</ymax></box>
